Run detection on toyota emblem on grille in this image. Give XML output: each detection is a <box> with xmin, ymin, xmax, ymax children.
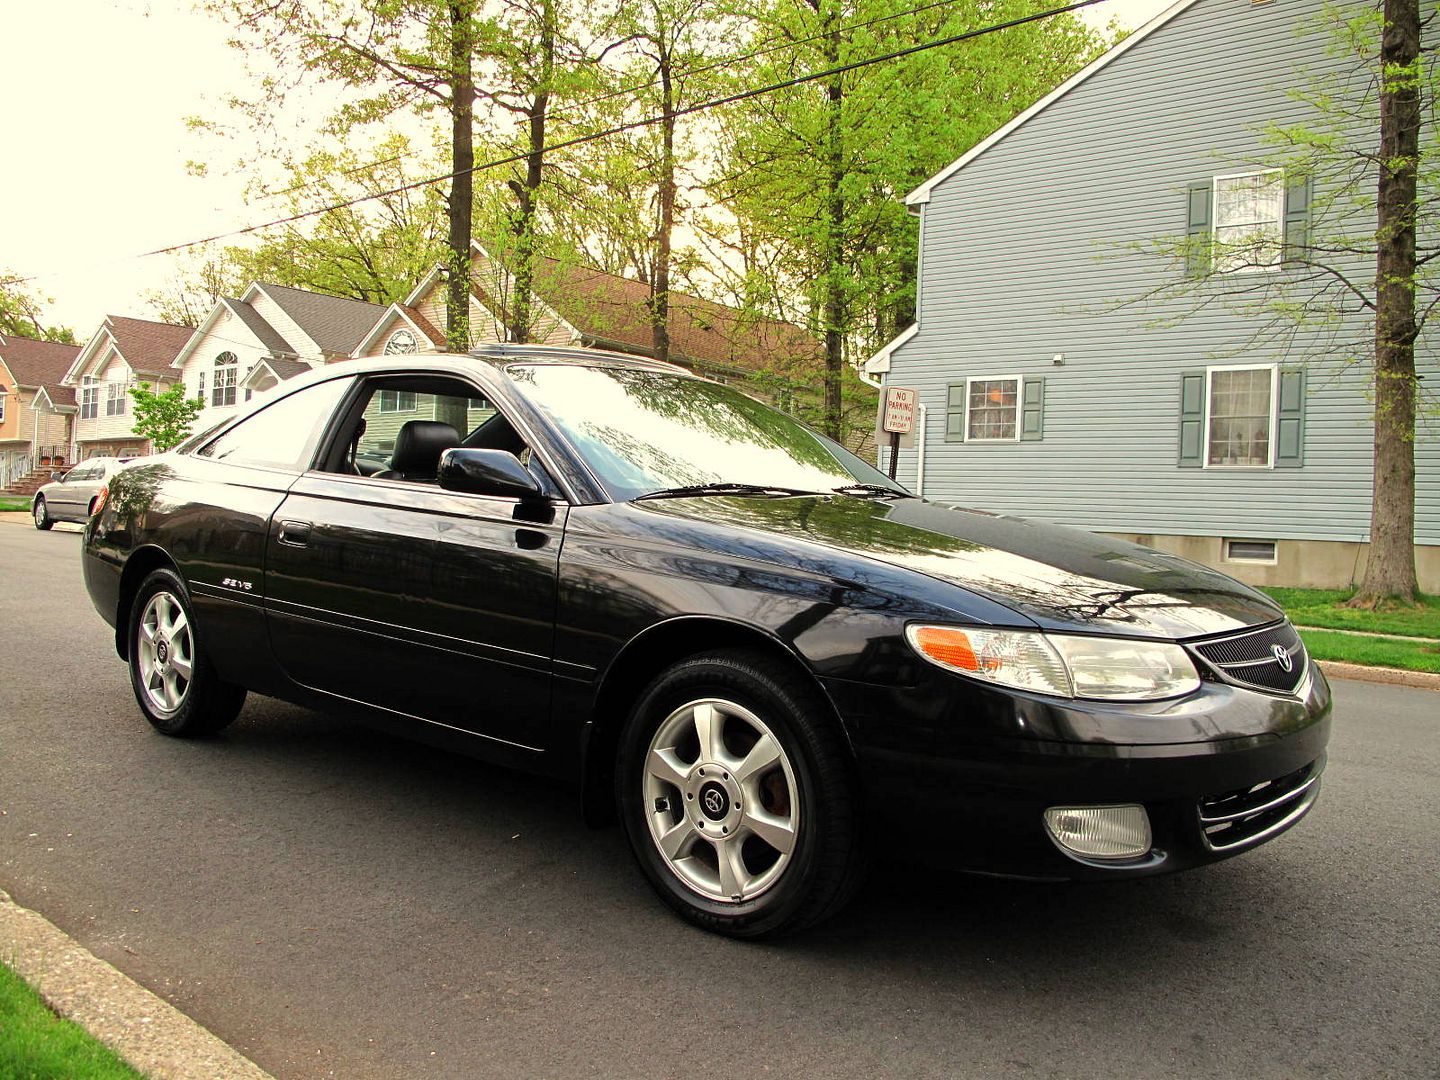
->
<box><xmin>1272</xmin><ymin>643</ymin><xmax>1294</xmax><ymax>672</ymax></box>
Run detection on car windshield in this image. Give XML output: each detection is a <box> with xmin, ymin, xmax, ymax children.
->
<box><xmin>508</xmin><ymin>363</ymin><xmax>906</xmax><ymax>501</ymax></box>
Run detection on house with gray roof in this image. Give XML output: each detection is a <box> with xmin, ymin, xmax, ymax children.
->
<box><xmin>169</xmin><ymin>283</ymin><xmax>385</xmax><ymax>426</ymax></box>
<box><xmin>864</xmin><ymin>0</ymin><xmax>1438</xmax><ymax>592</ymax></box>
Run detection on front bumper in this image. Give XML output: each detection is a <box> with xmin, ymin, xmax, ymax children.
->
<box><xmin>825</xmin><ymin>662</ymin><xmax>1332</xmax><ymax>881</ymax></box>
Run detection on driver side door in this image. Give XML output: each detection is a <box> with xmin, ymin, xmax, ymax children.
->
<box><xmin>263</xmin><ymin>374</ymin><xmax>566</xmax><ymax>752</ymax></box>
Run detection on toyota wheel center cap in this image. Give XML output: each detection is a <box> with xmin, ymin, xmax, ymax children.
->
<box><xmin>699</xmin><ymin>781</ymin><xmax>729</xmax><ymax>821</ymax></box>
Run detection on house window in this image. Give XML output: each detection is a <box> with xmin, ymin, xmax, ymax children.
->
<box><xmin>378</xmin><ymin>390</ymin><xmax>418</xmax><ymax>413</ymax></box>
<box><xmin>197</xmin><ymin>371</ymin><xmax>206</xmax><ymax>401</ymax></box>
<box><xmin>1223</xmin><ymin>538</ymin><xmax>1278</xmax><ymax>565</ymax></box>
<box><xmin>80</xmin><ymin>377</ymin><xmax>99</xmax><ymax>420</ymax></box>
<box><xmin>212</xmin><ymin>351</ymin><xmax>238</xmax><ymax>407</ymax></box>
<box><xmin>384</xmin><ymin>329</ymin><xmax>418</xmax><ymax>355</ymax></box>
<box><xmin>1213</xmin><ymin>170</ymin><xmax>1284</xmax><ymax>273</ymax></box>
<box><xmin>964</xmin><ymin>376</ymin><xmax>1021</xmax><ymax>441</ymax></box>
<box><xmin>0</xmin><ymin>392</ymin><xmax>6</xmax><ymax>423</ymax></box>
<box><xmin>946</xmin><ymin>377</ymin><xmax>1045</xmax><ymax>443</ymax></box>
<box><xmin>105</xmin><ymin>380</ymin><xmax>127</xmax><ymax>417</ymax></box>
<box><xmin>1205</xmin><ymin>365</ymin><xmax>1275</xmax><ymax>467</ymax></box>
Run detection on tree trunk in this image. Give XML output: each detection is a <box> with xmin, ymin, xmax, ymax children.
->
<box><xmin>508</xmin><ymin>0</ymin><xmax>555</xmax><ymax>345</ymax></box>
<box><xmin>445</xmin><ymin>0</ymin><xmax>475</xmax><ymax>352</ymax></box>
<box><xmin>1352</xmin><ymin>0</ymin><xmax>1421</xmax><ymax>606</ymax></box>
<box><xmin>819</xmin><ymin>4</ymin><xmax>845</xmax><ymax>441</ymax></box>
<box><xmin>651</xmin><ymin>45</ymin><xmax>676</xmax><ymax>366</ymax></box>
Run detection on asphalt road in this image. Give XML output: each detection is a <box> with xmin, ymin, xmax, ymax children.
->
<box><xmin>1</xmin><ymin>524</ymin><xmax>1436</xmax><ymax>1080</ymax></box>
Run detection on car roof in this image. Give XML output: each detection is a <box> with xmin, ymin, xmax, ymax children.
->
<box><xmin>297</xmin><ymin>345</ymin><xmax>694</xmax><ymax>387</ymax></box>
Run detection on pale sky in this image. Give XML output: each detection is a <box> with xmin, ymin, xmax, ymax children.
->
<box><xmin>0</xmin><ymin>0</ymin><xmax>1171</xmax><ymax>337</ymax></box>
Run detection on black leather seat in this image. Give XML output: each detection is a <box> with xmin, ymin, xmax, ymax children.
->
<box><xmin>373</xmin><ymin>420</ymin><xmax>460</xmax><ymax>482</ymax></box>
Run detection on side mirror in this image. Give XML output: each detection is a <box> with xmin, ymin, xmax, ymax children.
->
<box><xmin>438</xmin><ymin>448</ymin><xmax>544</xmax><ymax>500</ymax></box>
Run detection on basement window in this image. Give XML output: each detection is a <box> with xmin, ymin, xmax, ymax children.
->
<box><xmin>1223</xmin><ymin>538</ymin><xmax>1278</xmax><ymax>565</ymax></box>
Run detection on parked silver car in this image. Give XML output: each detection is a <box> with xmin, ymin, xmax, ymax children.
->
<box><xmin>32</xmin><ymin>457</ymin><xmax>134</xmax><ymax>529</ymax></box>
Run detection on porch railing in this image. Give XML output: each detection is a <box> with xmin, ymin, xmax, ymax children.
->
<box><xmin>1</xmin><ymin>454</ymin><xmax>33</xmax><ymax>489</ymax></box>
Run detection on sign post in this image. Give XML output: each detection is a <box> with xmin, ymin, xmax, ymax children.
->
<box><xmin>878</xmin><ymin>386</ymin><xmax>917</xmax><ymax>481</ymax></box>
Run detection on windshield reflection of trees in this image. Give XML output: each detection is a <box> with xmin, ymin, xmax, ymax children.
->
<box><xmin>106</xmin><ymin>461</ymin><xmax>173</xmax><ymax>523</ymax></box>
<box><xmin>518</xmin><ymin>365</ymin><xmax>848</xmax><ymax>492</ymax></box>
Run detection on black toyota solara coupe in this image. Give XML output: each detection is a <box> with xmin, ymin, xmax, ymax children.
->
<box><xmin>82</xmin><ymin>345</ymin><xmax>1331</xmax><ymax>938</ymax></box>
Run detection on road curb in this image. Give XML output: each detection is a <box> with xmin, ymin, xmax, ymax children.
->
<box><xmin>1318</xmin><ymin>659</ymin><xmax>1440</xmax><ymax>691</ymax></box>
<box><xmin>0</xmin><ymin>889</ymin><xmax>275</xmax><ymax>1080</ymax></box>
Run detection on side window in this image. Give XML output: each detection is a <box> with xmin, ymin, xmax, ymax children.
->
<box><xmin>198</xmin><ymin>378</ymin><xmax>352</xmax><ymax>470</ymax></box>
<box><xmin>326</xmin><ymin>376</ymin><xmax>552</xmax><ymax>488</ymax></box>
<box><xmin>355</xmin><ymin>388</ymin><xmax>494</xmax><ymax>461</ymax></box>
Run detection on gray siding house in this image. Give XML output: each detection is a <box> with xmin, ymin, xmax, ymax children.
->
<box><xmin>866</xmin><ymin>0</ymin><xmax>1438</xmax><ymax>591</ymax></box>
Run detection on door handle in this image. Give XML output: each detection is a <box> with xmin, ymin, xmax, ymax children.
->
<box><xmin>277</xmin><ymin>520</ymin><xmax>312</xmax><ymax>547</ymax></box>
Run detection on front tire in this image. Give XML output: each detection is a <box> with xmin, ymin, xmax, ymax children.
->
<box><xmin>617</xmin><ymin>650</ymin><xmax>865</xmax><ymax>939</ymax></box>
<box><xmin>128</xmin><ymin>568</ymin><xmax>245</xmax><ymax>736</ymax></box>
<box><xmin>32</xmin><ymin>497</ymin><xmax>52</xmax><ymax>530</ymax></box>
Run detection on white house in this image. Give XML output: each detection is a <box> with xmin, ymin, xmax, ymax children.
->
<box><xmin>63</xmin><ymin>316</ymin><xmax>193</xmax><ymax>458</ymax></box>
<box><xmin>171</xmin><ymin>283</ymin><xmax>386</xmax><ymax>425</ymax></box>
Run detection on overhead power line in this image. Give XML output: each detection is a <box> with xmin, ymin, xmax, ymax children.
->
<box><xmin>567</xmin><ymin>0</ymin><xmax>986</xmax><ymax>116</ymax></box>
<box><xmin>231</xmin><ymin>0</ymin><xmax>1007</xmax><ymax>209</ymax></box>
<box><xmin>2</xmin><ymin>0</ymin><xmax>1106</xmax><ymax>288</ymax></box>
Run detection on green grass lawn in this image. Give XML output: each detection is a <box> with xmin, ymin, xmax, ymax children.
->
<box><xmin>0</xmin><ymin>496</ymin><xmax>33</xmax><ymax>513</ymax></box>
<box><xmin>0</xmin><ymin>962</ymin><xmax>146</xmax><ymax>1080</ymax></box>
<box><xmin>1298</xmin><ymin>628</ymin><xmax>1440</xmax><ymax>674</ymax></box>
<box><xmin>1261</xmin><ymin>587</ymin><xmax>1440</xmax><ymax>639</ymax></box>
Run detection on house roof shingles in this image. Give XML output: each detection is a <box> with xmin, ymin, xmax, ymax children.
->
<box><xmin>103</xmin><ymin>316</ymin><xmax>195</xmax><ymax>375</ymax></box>
<box><xmin>0</xmin><ymin>334</ymin><xmax>82</xmax><ymax>391</ymax></box>
<box><xmin>224</xmin><ymin>299</ymin><xmax>297</xmax><ymax>357</ymax></box>
<box><xmin>474</xmin><ymin>253</ymin><xmax>819</xmax><ymax>374</ymax></box>
<box><xmin>259</xmin><ymin>284</ymin><xmax>388</xmax><ymax>356</ymax></box>
<box><xmin>257</xmin><ymin>358</ymin><xmax>312</xmax><ymax>381</ymax></box>
<box><xmin>399</xmin><ymin>305</ymin><xmax>447</xmax><ymax>347</ymax></box>
<box><xmin>537</xmin><ymin>258</ymin><xmax>819</xmax><ymax>373</ymax></box>
<box><xmin>38</xmin><ymin>383</ymin><xmax>76</xmax><ymax>409</ymax></box>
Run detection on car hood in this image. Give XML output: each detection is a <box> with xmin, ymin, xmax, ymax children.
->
<box><xmin>637</xmin><ymin>495</ymin><xmax>1281</xmax><ymax>639</ymax></box>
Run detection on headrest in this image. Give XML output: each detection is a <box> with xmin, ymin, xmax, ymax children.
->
<box><xmin>390</xmin><ymin>420</ymin><xmax>459</xmax><ymax>474</ymax></box>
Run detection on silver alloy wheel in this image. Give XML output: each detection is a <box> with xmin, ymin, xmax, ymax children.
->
<box><xmin>136</xmin><ymin>591</ymin><xmax>195</xmax><ymax>716</ymax></box>
<box><xmin>33</xmin><ymin>500</ymin><xmax>45</xmax><ymax>527</ymax></box>
<box><xmin>643</xmin><ymin>697</ymin><xmax>800</xmax><ymax>903</ymax></box>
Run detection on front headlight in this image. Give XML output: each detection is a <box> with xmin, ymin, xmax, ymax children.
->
<box><xmin>905</xmin><ymin>625</ymin><xmax>1200</xmax><ymax>702</ymax></box>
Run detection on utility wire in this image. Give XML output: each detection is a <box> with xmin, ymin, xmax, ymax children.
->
<box><xmin>3</xmin><ymin>0</ymin><xmax>1106</xmax><ymax>286</ymax></box>
<box><xmin>565</xmin><ymin>0</ymin><xmax>985</xmax><ymax>117</ymax></box>
<box><xmin>221</xmin><ymin>0</ymin><xmax>1017</xmax><ymax>207</ymax></box>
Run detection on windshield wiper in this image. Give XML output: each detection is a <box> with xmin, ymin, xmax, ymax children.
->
<box><xmin>831</xmin><ymin>483</ymin><xmax>907</xmax><ymax>499</ymax></box>
<box><xmin>634</xmin><ymin>482</ymin><xmax>823</xmax><ymax>502</ymax></box>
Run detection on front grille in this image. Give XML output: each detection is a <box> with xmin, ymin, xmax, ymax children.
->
<box><xmin>1198</xmin><ymin>758</ymin><xmax>1323</xmax><ymax>851</ymax></box>
<box><xmin>1190</xmin><ymin>621</ymin><xmax>1307</xmax><ymax>695</ymax></box>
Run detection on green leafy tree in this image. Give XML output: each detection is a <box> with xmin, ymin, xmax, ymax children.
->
<box><xmin>0</xmin><ymin>274</ymin><xmax>76</xmax><ymax>344</ymax></box>
<box><xmin>148</xmin><ymin>137</ymin><xmax>446</xmax><ymax>324</ymax></box>
<box><xmin>562</xmin><ymin>0</ymin><xmax>733</xmax><ymax>363</ymax></box>
<box><xmin>207</xmin><ymin>0</ymin><xmax>482</xmax><ymax>349</ymax></box>
<box><xmin>710</xmin><ymin>0</ymin><xmax>1107</xmax><ymax>438</ymax></box>
<box><xmin>129</xmin><ymin>383</ymin><xmax>205</xmax><ymax>452</ymax></box>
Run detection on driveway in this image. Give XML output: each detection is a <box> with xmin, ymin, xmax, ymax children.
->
<box><xmin>1</xmin><ymin>525</ymin><xmax>1436</xmax><ymax>1079</ymax></box>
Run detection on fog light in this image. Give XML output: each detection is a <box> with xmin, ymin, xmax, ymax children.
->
<box><xmin>1044</xmin><ymin>805</ymin><xmax>1151</xmax><ymax>861</ymax></box>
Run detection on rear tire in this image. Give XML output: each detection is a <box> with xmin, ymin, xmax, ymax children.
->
<box><xmin>128</xmin><ymin>568</ymin><xmax>246</xmax><ymax>737</ymax></box>
<box><xmin>617</xmin><ymin>650</ymin><xmax>865</xmax><ymax>939</ymax></box>
<box><xmin>32</xmin><ymin>497</ymin><xmax>52</xmax><ymax>530</ymax></box>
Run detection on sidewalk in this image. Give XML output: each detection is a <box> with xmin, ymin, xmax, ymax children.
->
<box><xmin>0</xmin><ymin>890</ymin><xmax>274</xmax><ymax>1080</ymax></box>
<box><xmin>0</xmin><ymin>511</ymin><xmax>82</xmax><ymax>529</ymax></box>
